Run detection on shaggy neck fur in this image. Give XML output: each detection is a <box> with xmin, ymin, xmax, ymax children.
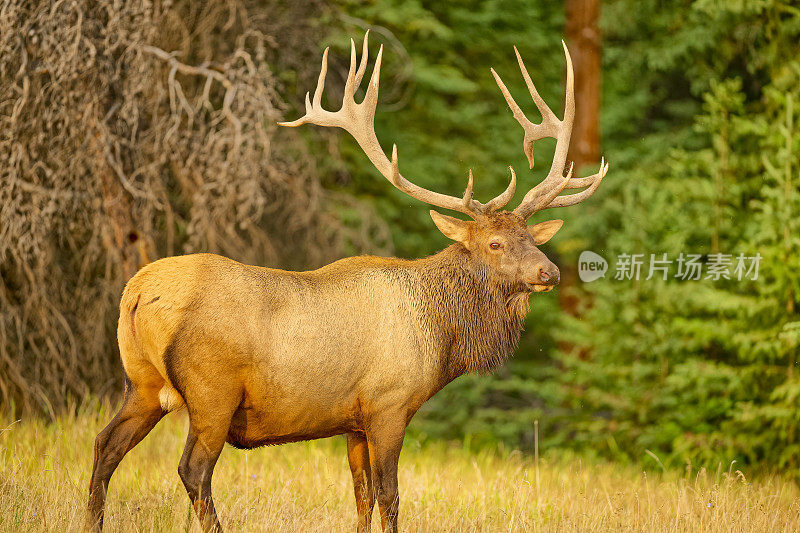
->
<box><xmin>416</xmin><ymin>244</ymin><xmax>529</xmax><ymax>381</ymax></box>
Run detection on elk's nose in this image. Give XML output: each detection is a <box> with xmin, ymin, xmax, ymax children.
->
<box><xmin>539</xmin><ymin>268</ymin><xmax>550</xmax><ymax>282</ymax></box>
<box><xmin>538</xmin><ymin>265</ymin><xmax>560</xmax><ymax>285</ymax></box>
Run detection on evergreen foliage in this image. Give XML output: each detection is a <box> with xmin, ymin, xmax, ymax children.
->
<box><xmin>552</xmin><ymin>0</ymin><xmax>800</xmax><ymax>472</ymax></box>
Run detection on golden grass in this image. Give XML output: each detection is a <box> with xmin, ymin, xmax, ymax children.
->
<box><xmin>1</xmin><ymin>405</ymin><xmax>799</xmax><ymax>532</ymax></box>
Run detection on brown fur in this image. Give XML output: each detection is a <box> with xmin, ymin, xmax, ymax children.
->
<box><xmin>416</xmin><ymin>245</ymin><xmax>527</xmax><ymax>378</ymax></box>
<box><xmin>86</xmin><ymin>211</ymin><xmax>562</xmax><ymax>533</ymax></box>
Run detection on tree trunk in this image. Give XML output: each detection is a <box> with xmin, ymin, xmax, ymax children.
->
<box><xmin>561</xmin><ymin>0</ymin><xmax>601</xmax><ymax>332</ymax></box>
<box><xmin>565</xmin><ymin>0</ymin><xmax>601</xmax><ymax>171</ymax></box>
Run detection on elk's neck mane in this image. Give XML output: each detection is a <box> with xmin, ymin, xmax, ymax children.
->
<box><xmin>415</xmin><ymin>244</ymin><xmax>529</xmax><ymax>380</ymax></box>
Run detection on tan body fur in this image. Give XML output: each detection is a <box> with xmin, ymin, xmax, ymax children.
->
<box><xmin>121</xmin><ymin>249</ymin><xmax>502</xmax><ymax>448</ymax></box>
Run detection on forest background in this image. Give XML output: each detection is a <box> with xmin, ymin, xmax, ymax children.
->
<box><xmin>1</xmin><ymin>0</ymin><xmax>799</xmax><ymax>477</ymax></box>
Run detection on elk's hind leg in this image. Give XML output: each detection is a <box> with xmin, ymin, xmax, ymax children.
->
<box><xmin>347</xmin><ymin>432</ymin><xmax>375</xmax><ymax>533</ymax></box>
<box><xmin>177</xmin><ymin>383</ymin><xmax>241</xmax><ymax>532</ymax></box>
<box><xmin>86</xmin><ymin>381</ymin><xmax>165</xmax><ymax>532</ymax></box>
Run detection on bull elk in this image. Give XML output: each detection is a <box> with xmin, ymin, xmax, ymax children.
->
<box><xmin>86</xmin><ymin>32</ymin><xmax>607</xmax><ymax>532</ymax></box>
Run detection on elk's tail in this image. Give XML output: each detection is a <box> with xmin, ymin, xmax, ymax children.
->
<box><xmin>117</xmin><ymin>268</ymin><xmax>186</xmax><ymax>412</ymax></box>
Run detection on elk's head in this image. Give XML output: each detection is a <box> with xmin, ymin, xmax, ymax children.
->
<box><xmin>429</xmin><ymin>210</ymin><xmax>562</xmax><ymax>293</ymax></box>
<box><xmin>279</xmin><ymin>32</ymin><xmax>608</xmax><ymax>295</ymax></box>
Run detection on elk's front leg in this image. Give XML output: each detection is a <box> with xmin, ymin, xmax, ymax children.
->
<box><xmin>366</xmin><ymin>414</ymin><xmax>405</xmax><ymax>533</ymax></box>
<box><xmin>347</xmin><ymin>432</ymin><xmax>375</xmax><ymax>532</ymax></box>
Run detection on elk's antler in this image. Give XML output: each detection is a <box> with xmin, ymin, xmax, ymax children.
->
<box><xmin>279</xmin><ymin>31</ymin><xmax>516</xmax><ymax>218</ymax></box>
<box><xmin>491</xmin><ymin>43</ymin><xmax>608</xmax><ymax>220</ymax></box>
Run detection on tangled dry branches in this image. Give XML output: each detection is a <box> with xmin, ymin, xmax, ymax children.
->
<box><xmin>0</xmin><ymin>0</ymin><xmax>391</xmax><ymax>416</ymax></box>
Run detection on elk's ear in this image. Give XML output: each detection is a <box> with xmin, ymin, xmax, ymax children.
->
<box><xmin>527</xmin><ymin>219</ymin><xmax>563</xmax><ymax>245</ymax></box>
<box><xmin>430</xmin><ymin>210</ymin><xmax>471</xmax><ymax>243</ymax></box>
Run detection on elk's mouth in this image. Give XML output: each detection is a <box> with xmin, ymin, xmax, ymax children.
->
<box><xmin>528</xmin><ymin>284</ymin><xmax>554</xmax><ymax>293</ymax></box>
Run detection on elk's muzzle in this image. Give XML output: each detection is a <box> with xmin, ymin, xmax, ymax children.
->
<box><xmin>526</xmin><ymin>260</ymin><xmax>560</xmax><ymax>292</ymax></box>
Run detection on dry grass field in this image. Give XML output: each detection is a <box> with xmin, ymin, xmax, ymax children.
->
<box><xmin>1</xmin><ymin>404</ymin><xmax>799</xmax><ymax>532</ymax></box>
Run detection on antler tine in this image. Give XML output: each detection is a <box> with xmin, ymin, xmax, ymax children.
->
<box><xmin>280</xmin><ymin>32</ymin><xmax>517</xmax><ymax>219</ymax></box>
<box><xmin>354</xmin><ymin>30</ymin><xmax>370</xmax><ymax>90</ymax></box>
<box><xmin>312</xmin><ymin>47</ymin><xmax>329</xmax><ymax>109</ymax></box>
<box><xmin>343</xmin><ymin>39</ymin><xmax>358</xmax><ymax>99</ymax></box>
<box><xmin>492</xmin><ymin>41</ymin><xmax>603</xmax><ymax>219</ymax></box>
<box><xmin>545</xmin><ymin>159</ymin><xmax>608</xmax><ymax>209</ymax></box>
<box><xmin>459</xmin><ymin>166</ymin><xmax>517</xmax><ymax>214</ymax></box>
<box><xmin>562</xmin><ymin>157</ymin><xmax>606</xmax><ymax>189</ymax></box>
<box><xmin>483</xmin><ymin>166</ymin><xmax>517</xmax><ymax>212</ymax></box>
<box><xmin>363</xmin><ymin>43</ymin><xmax>383</xmax><ymax>117</ymax></box>
<box><xmin>462</xmin><ymin>169</ymin><xmax>475</xmax><ymax>209</ymax></box>
<box><xmin>390</xmin><ymin>143</ymin><xmax>401</xmax><ymax>185</ymax></box>
<box><xmin>492</xmin><ymin>75</ymin><xmax>534</xmax><ymax>170</ymax></box>
<box><xmin>344</xmin><ymin>31</ymin><xmax>372</xmax><ymax>101</ymax></box>
<box><xmin>491</xmin><ymin>68</ymin><xmax>535</xmax><ymax>151</ymax></box>
<box><xmin>514</xmin><ymin>46</ymin><xmax>559</xmax><ymax>126</ymax></box>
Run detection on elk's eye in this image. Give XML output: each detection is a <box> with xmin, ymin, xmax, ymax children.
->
<box><xmin>489</xmin><ymin>242</ymin><xmax>502</xmax><ymax>250</ymax></box>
